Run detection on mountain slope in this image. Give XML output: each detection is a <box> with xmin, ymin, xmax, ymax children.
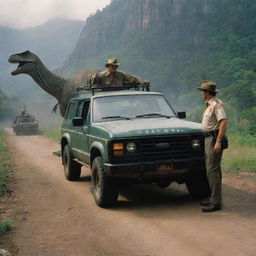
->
<box><xmin>62</xmin><ymin>0</ymin><xmax>256</xmax><ymax>131</ymax></box>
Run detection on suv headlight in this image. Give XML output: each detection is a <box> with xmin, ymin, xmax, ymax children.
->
<box><xmin>192</xmin><ymin>139</ymin><xmax>201</xmax><ymax>149</ymax></box>
<box><xmin>127</xmin><ymin>142</ymin><xmax>136</xmax><ymax>153</ymax></box>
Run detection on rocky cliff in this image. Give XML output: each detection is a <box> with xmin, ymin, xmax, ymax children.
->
<box><xmin>63</xmin><ymin>0</ymin><xmax>210</xmax><ymax>78</ymax></box>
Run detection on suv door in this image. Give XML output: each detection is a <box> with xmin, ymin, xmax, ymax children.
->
<box><xmin>62</xmin><ymin>100</ymin><xmax>79</xmax><ymax>150</ymax></box>
<box><xmin>72</xmin><ymin>100</ymin><xmax>91</xmax><ymax>164</ymax></box>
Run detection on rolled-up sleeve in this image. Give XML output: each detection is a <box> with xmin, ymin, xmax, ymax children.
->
<box><xmin>215</xmin><ymin>104</ymin><xmax>226</xmax><ymax>121</ymax></box>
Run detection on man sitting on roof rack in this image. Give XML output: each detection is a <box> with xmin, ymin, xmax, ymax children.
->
<box><xmin>89</xmin><ymin>58</ymin><xmax>149</xmax><ymax>87</ymax></box>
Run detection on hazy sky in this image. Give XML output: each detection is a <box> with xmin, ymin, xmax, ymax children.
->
<box><xmin>0</xmin><ymin>0</ymin><xmax>111</xmax><ymax>29</ymax></box>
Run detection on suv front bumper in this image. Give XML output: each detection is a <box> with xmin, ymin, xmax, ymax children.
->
<box><xmin>104</xmin><ymin>157</ymin><xmax>205</xmax><ymax>179</ymax></box>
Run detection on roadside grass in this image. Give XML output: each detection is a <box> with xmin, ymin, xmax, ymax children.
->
<box><xmin>0</xmin><ymin>126</ymin><xmax>12</xmax><ymax>195</ymax></box>
<box><xmin>41</xmin><ymin>121</ymin><xmax>62</xmax><ymax>157</ymax></box>
<box><xmin>42</xmin><ymin>125</ymin><xmax>60</xmax><ymax>140</ymax></box>
<box><xmin>222</xmin><ymin>133</ymin><xmax>256</xmax><ymax>173</ymax></box>
<box><xmin>41</xmin><ymin>121</ymin><xmax>61</xmax><ymax>141</ymax></box>
<box><xmin>0</xmin><ymin>220</ymin><xmax>12</xmax><ymax>234</ymax></box>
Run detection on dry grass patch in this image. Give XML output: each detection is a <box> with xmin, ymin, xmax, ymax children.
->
<box><xmin>222</xmin><ymin>134</ymin><xmax>256</xmax><ymax>173</ymax></box>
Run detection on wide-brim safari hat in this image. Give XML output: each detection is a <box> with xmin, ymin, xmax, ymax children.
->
<box><xmin>105</xmin><ymin>58</ymin><xmax>120</xmax><ymax>67</ymax></box>
<box><xmin>197</xmin><ymin>80</ymin><xmax>219</xmax><ymax>93</ymax></box>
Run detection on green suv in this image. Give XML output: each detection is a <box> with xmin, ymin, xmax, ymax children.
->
<box><xmin>61</xmin><ymin>85</ymin><xmax>210</xmax><ymax>207</ymax></box>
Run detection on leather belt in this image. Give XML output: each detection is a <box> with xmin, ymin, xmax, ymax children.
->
<box><xmin>204</xmin><ymin>129</ymin><xmax>219</xmax><ymax>137</ymax></box>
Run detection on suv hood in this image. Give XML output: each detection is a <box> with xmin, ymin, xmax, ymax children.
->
<box><xmin>94</xmin><ymin>118</ymin><xmax>203</xmax><ymax>138</ymax></box>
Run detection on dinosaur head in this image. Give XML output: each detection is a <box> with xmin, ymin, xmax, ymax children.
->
<box><xmin>8</xmin><ymin>50</ymin><xmax>40</xmax><ymax>76</ymax></box>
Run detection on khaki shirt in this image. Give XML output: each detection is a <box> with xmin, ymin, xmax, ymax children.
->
<box><xmin>202</xmin><ymin>97</ymin><xmax>227</xmax><ymax>132</ymax></box>
<box><xmin>89</xmin><ymin>70</ymin><xmax>145</xmax><ymax>87</ymax></box>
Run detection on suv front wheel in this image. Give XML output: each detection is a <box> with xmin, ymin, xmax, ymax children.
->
<box><xmin>91</xmin><ymin>156</ymin><xmax>118</xmax><ymax>207</ymax></box>
<box><xmin>63</xmin><ymin>144</ymin><xmax>81</xmax><ymax>181</ymax></box>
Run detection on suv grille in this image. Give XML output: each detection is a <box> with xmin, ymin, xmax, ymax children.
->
<box><xmin>109</xmin><ymin>135</ymin><xmax>204</xmax><ymax>163</ymax></box>
<box><xmin>140</xmin><ymin>136</ymin><xmax>190</xmax><ymax>161</ymax></box>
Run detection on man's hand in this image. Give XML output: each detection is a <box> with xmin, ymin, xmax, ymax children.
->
<box><xmin>214</xmin><ymin>141</ymin><xmax>222</xmax><ymax>153</ymax></box>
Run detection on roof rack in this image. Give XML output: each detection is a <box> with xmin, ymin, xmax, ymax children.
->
<box><xmin>76</xmin><ymin>83</ymin><xmax>150</xmax><ymax>96</ymax></box>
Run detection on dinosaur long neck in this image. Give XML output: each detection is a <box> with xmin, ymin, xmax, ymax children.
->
<box><xmin>30</xmin><ymin>60</ymin><xmax>69</xmax><ymax>102</ymax></box>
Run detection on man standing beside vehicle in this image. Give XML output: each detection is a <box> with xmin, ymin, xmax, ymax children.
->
<box><xmin>198</xmin><ymin>80</ymin><xmax>228</xmax><ymax>212</ymax></box>
<box><xmin>89</xmin><ymin>58</ymin><xmax>149</xmax><ymax>87</ymax></box>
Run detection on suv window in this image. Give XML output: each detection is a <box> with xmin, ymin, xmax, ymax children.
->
<box><xmin>76</xmin><ymin>101</ymin><xmax>84</xmax><ymax>117</ymax></box>
<box><xmin>66</xmin><ymin>101</ymin><xmax>78</xmax><ymax>120</ymax></box>
<box><xmin>76</xmin><ymin>100</ymin><xmax>91</xmax><ymax>124</ymax></box>
<box><xmin>82</xmin><ymin>101</ymin><xmax>90</xmax><ymax>122</ymax></box>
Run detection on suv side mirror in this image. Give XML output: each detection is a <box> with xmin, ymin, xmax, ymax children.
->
<box><xmin>72</xmin><ymin>117</ymin><xmax>84</xmax><ymax>126</ymax></box>
<box><xmin>177</xmin><ymin>112</ymin><xmax>186</xmax><ymax>119</ymax></box>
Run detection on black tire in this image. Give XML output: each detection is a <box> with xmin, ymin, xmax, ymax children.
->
<box><xmin>91</xmin><ymin>156</ymin><xmax>118</xmax><ymax>207</ymax></box>
<box><xmin>186</xmin><ymin>171</ymin><xmax>211</xmax><ymax>198</ymax></box>
<box><xmin>62</xmin><ymin>144</ymin><xmax>81</xmax><ymax>181</ymax></box>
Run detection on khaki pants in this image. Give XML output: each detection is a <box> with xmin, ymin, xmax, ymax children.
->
<box><xmin>205</xmin><ymin>136</ymin><xmax>223</xmax><ymax>205</ymax></box>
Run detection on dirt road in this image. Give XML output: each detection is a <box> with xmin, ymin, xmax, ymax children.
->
<box><xmin>3</xmin><ymin>129</ymin><xmax>256</xmax><ymax>256</ymax></box>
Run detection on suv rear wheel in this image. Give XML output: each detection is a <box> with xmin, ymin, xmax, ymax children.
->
<box><xmin>63</xmin><ymin>144</ymin><xmax>81</xmax><ymax>181</ymax></box>
<box><xmin>91</xmin><ymin>156</ymin><xmax>118</xmax><ymax>207</ymax></box>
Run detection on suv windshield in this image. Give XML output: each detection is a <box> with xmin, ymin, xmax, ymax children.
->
<box><xmin>93</xmin><ymin>94</ymin><xmax>176</xmax><ymax>122</ymax></box>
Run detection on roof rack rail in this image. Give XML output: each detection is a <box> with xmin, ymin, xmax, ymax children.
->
<box><xmin>76</xmin><ymin>83</ymin><xmax>150</xmax><ymax>96</ymax></box>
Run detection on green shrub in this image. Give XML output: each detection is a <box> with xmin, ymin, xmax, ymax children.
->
<box><xmin>0</xmin><ymin>126</ymin><xmax>12</xmax><ymax>195</ymax></box>
<box><xmin>0</xmin><ymin>220</ymin><xmax>12</xmax><ymax>234</ymax></box>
